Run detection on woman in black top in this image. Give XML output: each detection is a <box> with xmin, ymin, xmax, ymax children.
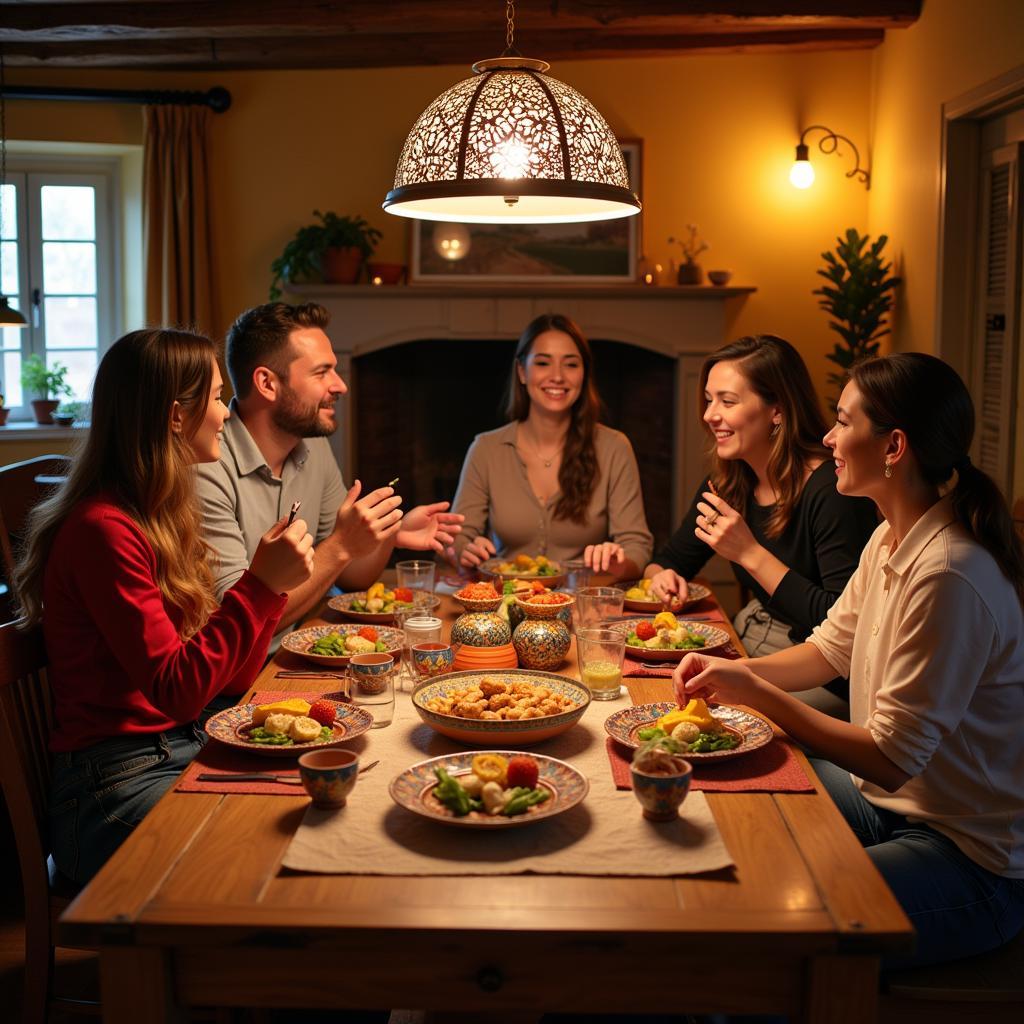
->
<box><xmin>645</xmin><ymin>334</ymin><xmax>877</xmax><ymax>711</ymax></box>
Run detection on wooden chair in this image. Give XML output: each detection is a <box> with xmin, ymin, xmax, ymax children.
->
<box><xmin>878</xmin><ymin>929</ymin><xmax>1024</xmax><ymax>1021</ymax></box>
<box><xmin>0</xmin><ymin>620</ymin><xmax>98</xmax><ymax>1022</ymax></box>
<box><xmin>0</xmin><ymin>456</ymin><xmax>72</xmax><ymax>624</ymax></box>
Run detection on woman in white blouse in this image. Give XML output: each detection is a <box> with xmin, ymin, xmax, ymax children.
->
<box><xmin>672</xmin><ymin>353</ymin><xmax>1024</xmax><ymax>968</ymax></box>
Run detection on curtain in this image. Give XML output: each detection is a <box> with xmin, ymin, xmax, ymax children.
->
<box><xmin>142</xmin><ymin>105</ymin><xmax>215</xmax><ymax>335</ymax></box>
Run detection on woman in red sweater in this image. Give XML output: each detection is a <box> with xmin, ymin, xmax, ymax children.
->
<box><xmin>15</xmin><ymin>328</ymin><xmax>314</xmax><ymax>884</ymax></box>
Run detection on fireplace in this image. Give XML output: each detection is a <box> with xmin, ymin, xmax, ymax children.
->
<box><xmin>290</xmin><ymin>282</ymin><xmax>754</xmax><ymax>599</ymax></box>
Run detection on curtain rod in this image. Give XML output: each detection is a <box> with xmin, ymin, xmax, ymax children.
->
<box><xmin>0</xmin><ymin>85</ymin><xmax>231</xmax><ymax>113</ymax></box>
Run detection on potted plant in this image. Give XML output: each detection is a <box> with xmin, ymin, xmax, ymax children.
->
<box><xmin>20</xmin><ymin>355</ymin><xmax>73</xmax><ymax>424</ymax></box>
<box><xmin>669</xmin><ymin>225</ymin><xmax>709</xmax><ymax>285</ymax></box>
<box><xmin>814</xmin><ymin>228</ymin><xmax>901</xmax><ymax>409</ymax></box>
<box><xmin>269</xmin><ymin>210</ymin><xmax>383</xmax><ymax>299</ymax></box>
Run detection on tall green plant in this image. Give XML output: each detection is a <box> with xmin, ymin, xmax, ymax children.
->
<box><xmin>814</xmin><ymin>228</ymin><xmax>901</xmax><ymax>408</ymax></box>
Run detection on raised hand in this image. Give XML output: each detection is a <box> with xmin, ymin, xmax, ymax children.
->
<box><xmin>249</xmin><ymin>515</ymin><xmax>315</xmax><ymax>594</ymax></box>
<box><xmin>335</xmin><ymin>480</ymin><xmax>404</xmax><ymax>558</ymax></box>
<box><xmin>397</xmin><ymin>502</ymin><xmax>464</xmax><ymax>554</ymax></box>
<box><xmin>695</xmin><ymin>489</ymin><xmax>759</xmax><ymax>565</ymax></box>
<box><xmin>583</xmin><ymin>542</ymin><xmax>626</xmax><ymax>573</ymax></box>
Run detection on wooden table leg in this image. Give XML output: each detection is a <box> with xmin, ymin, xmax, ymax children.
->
<box><xmin>99</xmin><ymin>947</ymin><xmax>187</xmax><ymax>1024</ymax></box>
<box><xmin>800</xmin><ymin>954</ymin><xmax>880</xmax><ymax>1024</ymax></box>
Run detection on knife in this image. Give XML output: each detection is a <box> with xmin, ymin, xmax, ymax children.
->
<box><xmin>196</xmin><ymin>760</ymin><xmax>380</xmax><ymax>784</ymax></box>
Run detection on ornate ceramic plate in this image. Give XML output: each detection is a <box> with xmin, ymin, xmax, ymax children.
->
<box><xmin>614</xmin><ymin>618</ymin><xmax>731</xmax><ymax>662</ymax></box>
<box><xmin>412</xmin><ymin>669</ymin><xmax>590</xmax><ymax>746</ymax></box>
<box><xmin>390</xmin><ymin>750</ymin><xmax>589</xmax><ymax>828</ymax></box>
<box><xmin>479</xmin><ymin>557</ymin><xmax>566</xmax><ymax>590</ymax></box>
<box><xmin>619</xmin><ymin>581</ymin><xmax>711</xmax><ymax>613</ymax></box>
<box><xmin>279</xmin><ymin>624</ymin><xmax>404</xmax><ymax>667</ymax></box>
<box><xmin>604</xmin><ymin>701</ymin><xmax>773</xmax><ymax>761</ymax></box>
<box><xmin>326</xmin><ymin>591</ymin><xmax>413</xmax><ymax>624</ymax></box>
<box><xmin>204</xmin><ymin>701</ymin><xmax>373</xmax><ymax>758</ymax></box>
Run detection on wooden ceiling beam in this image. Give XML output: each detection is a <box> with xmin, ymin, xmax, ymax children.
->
<box><xmin>0</xmin><ymin>28</ymin><xmax>889</xmax><ymax>71</ymax></box>
<box><xmin>0</xmin><ymin>0</ymin><xmax>923</xmax><ymax>39</ymax></box>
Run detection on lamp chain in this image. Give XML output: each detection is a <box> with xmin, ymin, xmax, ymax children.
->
<box><xmin>506</xmin><ymin>0</ymin><xmax>515</xmax><ymax>51</ymax></box>
<box><xmin>0</xmin><ymin>49</ymin><xmax>8</xmax><ymax>284</ymax></box>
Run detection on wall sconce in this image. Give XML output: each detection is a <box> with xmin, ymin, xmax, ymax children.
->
<box><xmin>790</xmin><ymin>125</ymin><xmax>870</xmax><ymax>190</ymax></box>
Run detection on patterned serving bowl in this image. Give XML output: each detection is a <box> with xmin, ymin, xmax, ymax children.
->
<box><xmin>411</xmin><ymin>669</ymin><xmax>590</xmax><ymax>746</ymax></box>
<box><xmin>617</xmin><ymin>580</ymin><xmax>711</xmax><ymax>614</ymax></box>
<box><xmin>612</xmin><ymin>617</ymin><xmax>731</xmax><ymax>663</ymax></box>
<box><xmin>279</xmin><ymin>624</ymin><xmax>404</xmax><ymax>667</ymax></box>
<box><xmin>514</xmin><ymin>592</ymin><xmax>575</xmax><ymax>621</ymax></box>
<box><xmin>479</xmin><ymin>558</ymin><xmax>566</xmax><ymax>590</ymax></box>
<box><xmin>450</xmin><ymin>612</ymin><xmax>512</xmax><ymax>648</ymax></box>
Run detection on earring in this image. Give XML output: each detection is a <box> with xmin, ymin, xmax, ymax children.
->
<box><xmin>884</xmin><ymin>461</ymin><xmax>893</xmax><ymax>479</ymax></box>
<box><xmin>769</xmin><ymin>422</ymin><xmax>780</xmax><ymax>439</ymax></box>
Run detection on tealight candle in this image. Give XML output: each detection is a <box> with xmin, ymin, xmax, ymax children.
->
<box><xmin>371</xmin><ymin>275</ymin><xmax>383</xmax><ymax>286</ymax></box>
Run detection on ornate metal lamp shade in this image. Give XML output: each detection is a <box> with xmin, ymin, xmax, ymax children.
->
<box><xmin>384</xmin><ymin>55</ymin><xmax>640</xmax><ymax>225</ymax></box>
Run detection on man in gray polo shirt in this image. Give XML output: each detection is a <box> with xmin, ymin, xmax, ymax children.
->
<box><xmin>197</xmin><ymin>302</ymin><xmax>461</xmax><ymax>644</ymax></box>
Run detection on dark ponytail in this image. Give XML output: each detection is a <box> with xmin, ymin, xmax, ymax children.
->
<box><xmin>851</xmin><ymin>353</ymin><xmax>1024</xmax><ymax>606</ymax></box>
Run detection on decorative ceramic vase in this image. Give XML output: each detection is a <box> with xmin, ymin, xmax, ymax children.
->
<box><xmin>676</xmin><ymin>261</ymin><xmax>703</xmax><ymax>285</ymax></box>
<box><xmin>450</xmin><ymin>612</ymin><xmax>511</xmax><ymax>648</ymax></box>
<box><xmin>512</xmin><ymin>618</ymin><xmax>570</xmax><ymax>671</ymax></box>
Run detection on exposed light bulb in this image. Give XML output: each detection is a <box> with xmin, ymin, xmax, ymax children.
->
<box><xmin>790</xmin><ymin>159</ymin><xmax>815</xmax><ymax>189</ymax></box>
<box><xmin>490</xmin><ymin>137</ymin><xmax>533</xmax><ymax>179</ymax></box>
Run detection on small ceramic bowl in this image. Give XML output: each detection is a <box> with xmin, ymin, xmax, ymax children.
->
<box><xmin>514</xmin><ymin>592</ymin><xmax>575</xmax><ymax>621</ymax></box>
<box><xmin>453</xmin><ymin>594</ymin><xmax>503</xmax><ymax>613</ymax></box>
<box><xmin>411</xmin><ymin>642</ymin><xmax>455</xmax><ymax>678</ymax></box>
<box><xmin>298</xmin><ymin>749</ymin><xmax>359</xmax><ymax>809</ymax></box>
<box><xmin>707</xmin><ymin>269</ymin><xmax>733</xmax><ymax>287</ymax></box>
<box><xmin>52</xmin><ymin>413</ymin><xmax>75</xmax><ymax>426</ymax></box>
<box><xmin>630</xmin><ymin>760</ymin><xmax>693</xmax><ymax>821</ymax></box>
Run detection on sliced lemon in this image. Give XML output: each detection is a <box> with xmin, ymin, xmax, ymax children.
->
<box><xmin>471</xmin><ymin>754</ymin><xmax>509</xmax><ymax>785</ymax></box>
<box><xmin>653</xmin><ymin>611</ymin><xmax>679</xmax><ymax>631</ymax></box>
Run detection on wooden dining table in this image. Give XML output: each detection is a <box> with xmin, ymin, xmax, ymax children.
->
<box><xmin>60</xmin><ymin>581</ymin><xmax>913</xmax><ymax>1023</ymax></box>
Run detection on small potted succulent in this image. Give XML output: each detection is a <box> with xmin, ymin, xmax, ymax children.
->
<box><xmin>269</xmin><ymin>210</ymin><xmax>383</xmax><ymax>299</ymax></box>
<box><xmin>20</xmin><ymin>354</ymin><xmax>73</xmax><ymax>424</ymax></box>
<box><xmin>669</xmin><ymin>225</ymin><xmax>709</xmax><ymax>285</ymax></box>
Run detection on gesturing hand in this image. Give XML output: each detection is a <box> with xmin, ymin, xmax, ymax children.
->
<box><xmin>694</xmin><ymin>490</ymin><xmax>760</xmax><ymax>565</ymax></box>
<box><xmin>250</xmin><ymin>515</ymin><xmax>315</xmax><ymax>594</ymax></box>
<box><xmin>583</xmin><ymin>542</ymin><xmax>625</xmax><ymax>573</ymax></box>
<box><xmin>335</xmin><ymin>480</ymin><xmax>404</xmax><ymax>558</ymax></box>
<box><xmin>397</xmin><ymin>502</ymin><xmax>465</xmax><ymax>554</ymax></box>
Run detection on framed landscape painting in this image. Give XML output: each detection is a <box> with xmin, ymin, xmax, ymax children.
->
<box><xmin>410</xmin><ymin>139</ymin><xmax>642</xmax><ymax>284</ymax></box>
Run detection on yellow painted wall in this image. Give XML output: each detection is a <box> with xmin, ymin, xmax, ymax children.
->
<box><xmin>3</xmin><ymin>50</ymin><xmax>871</xmax><ymax>397</ymax></box>
<box><xmin>868</xmin><ymin>0</ymin><xmax>1024</xmax><ymax>352</ymax></box>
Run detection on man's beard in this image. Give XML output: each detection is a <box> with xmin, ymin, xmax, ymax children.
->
<box><xmin>272</xmin><ymin>386</ymin><xmax>337</xmax><ymax>437</ymax></box>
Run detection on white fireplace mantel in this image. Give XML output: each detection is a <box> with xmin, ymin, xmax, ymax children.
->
<box><xmin>288</xmin><ymin>282</ymin><xmax>755</xmax><ymax>525</ymax></box>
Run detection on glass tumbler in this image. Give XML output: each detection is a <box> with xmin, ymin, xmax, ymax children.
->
<box><xmin>576</xmin><ymin>627</ymin><xmax>626</xmax><ymax>701</ymax></box>
<box><xmin>396</xmin><ymin>560</ymin><xmax>436</xmax><ymax>604</ymax></box>
<box><xmin>575</xmin><ymin>586</ymin><xmax>625</xmax><ymax>631</ymax></box>
<box><xmin>402</xmin><ymin>615</ymin><xmax>444</xmax><ymax>689</ymax></box>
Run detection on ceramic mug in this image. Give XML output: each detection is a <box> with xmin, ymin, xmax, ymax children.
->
<box><xmin>348</xmin><ymin>651</ymin><xmax>394</xmax><ymax>695</ymax></box>
<box><xmin>411</xmin><ymin>641</ymin><xmax>455</xmax><ymax>678</ymax></box>
<box><xmin>298</xmin><ymin>749</ymin><xmax>359</xmax><ymax>809</ymax></box>
<box><xmin>630</xmin><ymin>761</ymin><xmax>693</xmax><ymax>822</ymax></box>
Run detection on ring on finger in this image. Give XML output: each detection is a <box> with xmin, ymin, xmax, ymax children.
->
<box><xmin>705</xmin><ymin>511</ymin><xmax>719</xmax><ymax>527</ymax></box>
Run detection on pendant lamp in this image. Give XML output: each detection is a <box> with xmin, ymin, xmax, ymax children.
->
<box><xmin>0</xmin><ymin>50</ymin><xmax>27</xmax><ymax>329</ymax></box>
<box><xmin>383</xmin><ymin>1</ymin><xmax>640</xmax><ymax>225</ymax></box>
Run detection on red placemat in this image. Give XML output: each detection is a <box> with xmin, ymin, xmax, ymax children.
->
<box><xmin>623</xmin><ymin>640</ymin><xmax>743</xmax><ymax>677</ymax></box>
<box><xmin>176</xmin><ymin>691</ymin><xmax>327</xmax><ymax>796</ymax></box>
<box><xmin>605</xmin><ymin>735</ymin><xmax>815</xmax><ymax>793</ymax></box>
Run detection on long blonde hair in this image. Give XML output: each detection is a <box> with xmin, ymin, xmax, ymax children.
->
<box><xmin>15</xmin><ymin>328</ymin><xmax>218</xmax><ymax>637</ymax></box>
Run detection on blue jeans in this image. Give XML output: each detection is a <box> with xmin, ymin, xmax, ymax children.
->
<box><xmin>811</xmin><ymin>757</ymin><xmax>1024</xmax><ymax>970</ymax></box>
<box><xmin>50</xmin><ymin>722</ymin><xmax>206</xmax><ymax>885</ymax></box>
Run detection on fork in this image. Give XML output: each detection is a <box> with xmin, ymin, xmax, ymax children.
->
<box><xmin>274</xmin><ymin>670</ymin><xmax>348</xmax><ymax>679</ymax></box>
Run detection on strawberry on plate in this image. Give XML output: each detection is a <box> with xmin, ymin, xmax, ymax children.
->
<box><xmin>634</xmin><ymin>620</ymin><xmax>656</xmax><ymax>641</ymax></box>
<box><xmin>358</xmin><ymin>626</ymin><xmax>379</xmax><ymax>642</ymax></box>
<box><xmin>307</xmin><ymin>700</ymin><xmax>336</xmax><ymax>726</ymax></box>
<box><xmin>393</xmin><ymin>587</ymin><xmax>413</xmax><ymax>603</ymax></box>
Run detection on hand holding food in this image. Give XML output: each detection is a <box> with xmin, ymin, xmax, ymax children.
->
<box><xmin>635</xmin><ymin>698</ymin><xmax>739</xmax><ymax>754</ymax></box>
<box><xmin>647</xmin><ymin>568</ymin><xmax>687</xmax><ymax>610</ymax></box>
<box><xmin>694</xmin><ymin>490</ymin><xmax>760</xmax><ymax>565</ymax></box>
<box><xmin>335</xmin><ymin>480</ymin><xmax>404</xmax><ymax>557</ymax></box>
<box><xmin>249</xmin><ymin>514</ymin><xmax>315</xmax><ymax>594</ymax></box>
<box><xmin>672</xmin><ymin>653</ymin><xmax>765</xmax><ymax>709</ymax></box>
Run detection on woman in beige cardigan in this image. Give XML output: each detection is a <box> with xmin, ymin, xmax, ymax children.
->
<box><xmin>450</xmin><ymin>313</ymin><xmax>652</xmax><ymax>579</ymax></box>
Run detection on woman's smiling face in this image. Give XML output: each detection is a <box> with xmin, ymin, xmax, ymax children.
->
<box><xmin>702</xmin><ymin>359</ymin><xmax>779</xmax><ymax>463</ymax></box>
<box><xmin>824</xmin><ymin>381</ymin><xmax>890</xmax><ymax>497</ymax></box>
<box><xmin>518</xmin><ymin>330</ymin><xmax>584</xmax><ymax>416</ymax></box>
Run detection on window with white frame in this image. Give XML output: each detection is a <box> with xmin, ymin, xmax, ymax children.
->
<box><xmin>1</xmin><ymin>158</ymin><xmax>120</xmax><ymax>420</ymax></box>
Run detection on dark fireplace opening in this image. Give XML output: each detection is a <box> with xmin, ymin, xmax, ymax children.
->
<box><xmin>351</xmin><ymin>338</ymin><xmax>676</xmax><ymax>564</ymax></box>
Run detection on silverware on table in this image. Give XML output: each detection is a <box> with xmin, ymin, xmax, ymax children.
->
<box><xmin>274</xmin><ymin>670</ymin><xmax>348</xmax><ymax>679</ymax></box>
<box><xmin>197</xmin><ymin>760</ymin><xmax>380</xmax><ymax>786</ymax></box>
